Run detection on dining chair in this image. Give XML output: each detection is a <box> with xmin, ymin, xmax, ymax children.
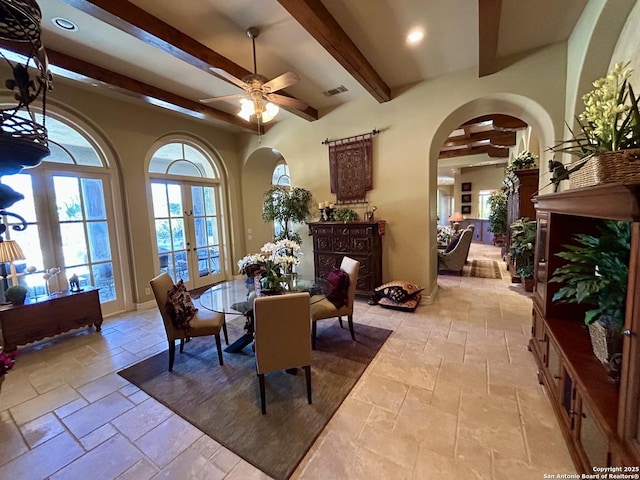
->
<box><xmin>150</xmin><ymin>272</ymin><xmax>227</xmax><ymax>371</ymax></box>
<box><xmin>253</xmin><ymin>292</ymin><xmax>312</xmax><ymax>414</ymax></box>
<box><xmin>310</xmin><ymin>256</ymin><xmax>360</xmax><ymax>349</ymax></box>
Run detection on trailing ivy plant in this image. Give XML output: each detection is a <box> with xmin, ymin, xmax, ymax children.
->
<box><xmin>549</xmin><ymin>220</ymin><xmax>630</xmax><ymax>332</ymax></box>
<box><xmin>334</xmin><ymin>208</ymin><xmax>359</xmax><ymax>222</ymax></box>
<box><xmin>262</xmin><ymin>185</ymin><xmax>312</xmax><ymax>245</ymax></box>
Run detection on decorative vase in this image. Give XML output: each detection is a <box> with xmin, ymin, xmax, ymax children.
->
<box><xmin>588</xmin><ymin>321</ymin><xmax>623</xmax><ymax>383</ymax></box>
<box><xmin>522</xmin><ymin>277</ymin><xmax>534</xmax><ymax>292</ymax></box>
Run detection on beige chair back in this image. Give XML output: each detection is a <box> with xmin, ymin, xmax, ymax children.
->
<box><xmin>340</xmin><ymin>256</ymin><xmax>360</xmax><ymax>314</ymax></box>
<box><xmin>150</xmin><ymin>272</ymin><xmax>179</xmax><ymax>341</ymax></box>
<box><xmin>254</xmin><ymin>292</ymin><xmax>311</xmax><ymax>374</ymax></box>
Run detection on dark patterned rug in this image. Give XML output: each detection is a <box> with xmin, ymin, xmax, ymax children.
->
<box><xmin>466</xmin><ymin>259</ymin><xmax>502</xmax><ymax>279</ymax></box>
<box><xmin>118</xmin><ymin>319</ymin><xmax>391</xmax><ymax>479</ymax></box>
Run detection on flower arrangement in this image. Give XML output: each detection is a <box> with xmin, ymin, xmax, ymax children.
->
<box><xmin>506</xmin><ymin>150</ymin><xmax>538</xmax><ymax>174</ymax></box>
<box><xmin>551</xmin><ymin>61</ymin><xmax>640</xmax><ymax>157</ymax></box>
<box><xmin>0</xmin><ymin>348</ymin><xmax>16</xmax><ymax>376</ymax></box>
<box><xmin>237</xmin><ymin>240</ymin><xmax>302</xmax><ymax>291</ymax></box>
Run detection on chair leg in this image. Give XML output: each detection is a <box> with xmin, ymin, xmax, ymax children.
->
<box><xmin>338</xmin><ymin>316</ymin><xmax>344</xmax><ymax>328</ymax></box>
<box><xmin>222</xmin><ymin>319</ymin><xmax>229</xmax><ymax>345</ymax></box>
<box><xmin>168</xmin><ymin>340</ymin><xmax>176</xmax><ymax>372</ymax></box>
<box><xmin>179</xmin><ymin>338</ymin><xmax>185</xmax><ymax>353</ymax></box>
<box><xmin>347</xmin><ymin>315</ymin><xmax>355</xmax><ymax>341</ymax></box>
<box><xmin>303</xmin><ymin>365</ymin><xmax>312</xmax><ymax>405</ymax></box>
<box><xmin>215</xmin><ymin>334</ymin><xmax>224</xmax><ymax>366</ymax></box>
<box><xmin>258</xmin><ymin>373</ymin><xmax>266</xmax><ymax>414</ymax></box>
<box><xmin>311</xmin><ymin>321</ymin><xmax>317</xmax><ymax>350</ymax></box>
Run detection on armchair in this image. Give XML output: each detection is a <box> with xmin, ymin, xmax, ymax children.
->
<box><xmin>437</xmin><ymin>227</ymin><xmax>473</xmax><ymax>274</ymax></box>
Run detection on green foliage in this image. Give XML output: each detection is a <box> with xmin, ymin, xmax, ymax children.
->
<box><xmin>509</xmin><ymin>218</ymin><xmax>536</xmax><ymax>278</ymax></box>
<box><xmin>5</xmin><ymin>284</ymin><xmax>28</xmax><ymax>304</ymax></box>
<box><xmin>334</xmin><ymin>208</ymin><xmax>359</xmax><ymax>222</ymax></box>
<box><xmin>505</xmin><ymin>150</ymin><xmax>538</xmax><ymax>174</ymax></box>
<box><xmin>549</xmin><ymin>220</ymin><xmax>630</xmax><ymax>332</ymax></box>
<box><xmin>487</xmin><ymin>191</ymin><xmax>508</xmax><ymax>239</ymax></box>
<box><xmin>261</xmin><ymin>185</ymin><xmax>312</xmax><ymax>245</ymax></box>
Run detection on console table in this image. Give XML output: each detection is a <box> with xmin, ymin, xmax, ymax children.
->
<box><xmin>0</xmin><ymin>288</ymin><xmax>103</xmax><ymax>352</ymax></box>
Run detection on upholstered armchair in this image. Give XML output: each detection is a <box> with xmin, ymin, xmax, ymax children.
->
<box><xmin>310</xmin><ymin>256</ymin><xmax>360</xmax><ymax>349</ymax></box>
<box><xmin>150</xmin><ymin>272</ymin><xmax>227</xmax><ymax>371</ymax></box>
<box><xmin>437</xmin><ymin>227</ymin><xmax>473</xmax><ymax>274</ymax></box>
<box><xmin>253</xmin><ymin>292</ymin><xmax>312</xmax><ymax>414</ymax></box>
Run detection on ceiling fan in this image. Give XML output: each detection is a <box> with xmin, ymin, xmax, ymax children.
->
<box><xmin>200</xmin><ymin>27</ymin><xmax>308</xmax><ymax>123</ymax></box>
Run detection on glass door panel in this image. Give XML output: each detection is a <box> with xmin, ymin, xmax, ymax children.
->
<box><xmin>189</xmin><ymin>185</ymin><xmax>223</xmax><ymax>287</ymax></box>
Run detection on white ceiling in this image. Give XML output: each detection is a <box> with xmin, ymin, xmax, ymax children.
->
<box><xmin>21</xmin><ymin>0</ymin><xmax>587</xmax><ymax>179</ymax></box>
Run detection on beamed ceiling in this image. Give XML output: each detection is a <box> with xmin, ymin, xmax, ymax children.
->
<box><xmin>2</xmin><ymin>1</ymin><xmax>587</xmax><ymax>154</ymax></box>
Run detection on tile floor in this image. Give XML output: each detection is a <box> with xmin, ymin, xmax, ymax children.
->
<box><xmin>0</xmin><ymin>244</ymin><xmax>575</xmax><ymax>479</ymax></box>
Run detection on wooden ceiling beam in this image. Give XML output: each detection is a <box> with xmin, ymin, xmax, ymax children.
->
<box><xmin>463</xmin><ymin>114</ymin><xmax>528</xmax><ymax>130</ymax></box>
<box><xmin>438</xmin><ymin>145</ymin><xmax>509</xmax><ymax>159</ymax></box>
<box><xmin>58</xmin><ymin>0</ymin><xmax>319</xmax><ymax>122</ymax></box>
<box><xmin>0</xmin><ymin>40</ymin><xmax>264</xmax><ymax>134</ymax></box>
<box><xmin>443</xmin><ymin>130</ymin><xmax>516</xmax><ymax>148</ymax></box>
<box><xmin>478</xmin><ymin>0</ymin><xmax>502</xmax><ymax>77</ymax></box>
<box><xmin>277</xmin><ymin>0</ymin><xmax>391</xmax><ymax>103</ymax></box>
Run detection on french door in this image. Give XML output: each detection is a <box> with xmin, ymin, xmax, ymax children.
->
<box><xmin>151</xmin><ymin>181</ymin><xmax>224</xmax><ymax>289</ymax></box>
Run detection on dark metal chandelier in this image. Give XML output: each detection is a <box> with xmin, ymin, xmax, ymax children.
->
<box><xmin>0</xmin><ymin>0</ymin><xmax>52</xmax><ymax>241</ymax></box>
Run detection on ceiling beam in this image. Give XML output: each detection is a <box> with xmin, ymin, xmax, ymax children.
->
<box><xmin>277</xmin><ymin>0</ymin><xmax>391</xmax><ymax>103</ymax></box>
<box><xmin>443</xmin><ymin>130</ymin><xmax>516</xmax><ymax>148</ymax></box>
<box><xmin>0</xmin><ymin>40</ymin><xmax>264</xmax><ymax>134</ymax></box>
<box><xmin>438</xmin><ymin>145</ymin><xmax>509</xmax><ymax>159</ymax></box>
<box><xmin>462</xmin><ymin>114</ymin><xmax>528</xmax><ymax>130</ymax></box>
<box><xmin>58</xmin><ymin>0</ymin><xmax>319</xmax><ymax>122</ymax></box>
<box><xmin>478</xmin><ymin>0</ymin><xmax>502</xmax><ymax>77</ymax></box>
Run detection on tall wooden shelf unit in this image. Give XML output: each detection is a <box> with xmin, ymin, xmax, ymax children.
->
<box><xmin>530</xmin><ymin>182</ymin><xmax>640</xmax><ymax>472</ymax></box>
<box><xmin>505</xmin><ymin>168</ymin><xmax>539</xmax><ymax>282</ymax></box>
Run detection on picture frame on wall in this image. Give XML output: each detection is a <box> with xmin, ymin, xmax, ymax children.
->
<box><xmin>461</xmin><ymin>182</ymin><xmax>472</xmax><ymax>192</ymax></box>
<box><xmin>461</xmin><ymin>205</ymin><xmax>471</xmax><ymax>215</ymax></box>
<box><xmin>461</xmin><ymin>194</ymin><xmax>472</xmax><ymax>204</ymax></box>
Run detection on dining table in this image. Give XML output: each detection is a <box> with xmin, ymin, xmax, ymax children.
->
<box><xmin>198</xmin><ymin>275</ymin><xmax>330</xmax><ymax>353</ymax></box>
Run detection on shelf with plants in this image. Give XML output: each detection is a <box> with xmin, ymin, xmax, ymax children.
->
<box><xmin>530</xmin><ymin>182</ymin><xmax>640</xmax><ymax>472</ymax></box>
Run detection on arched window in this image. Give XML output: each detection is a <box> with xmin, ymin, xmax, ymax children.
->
<box><xmin>148</xmin><ymin>139</ymin><xmax>228</xmax><ymax>289</ymax></box>
<box><xmin>0</xmin><ymin>109</ymin><xmax>124</xmax><ymax>314</ymax></box>
<box><xmin>272</xmin><ymin>163</ymin><xmax>290</xmax><ymax>186</ymax></box>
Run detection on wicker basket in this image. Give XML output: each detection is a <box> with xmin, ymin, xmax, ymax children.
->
<box><xmin>588</xmin><ymin>322</ymin><xmax>623</xmax><ymax>382</ymax></box>
<box><xmin>569</xmin><ymin>149</ymin><xmax>640</xmax><ymax>189</ymax></box>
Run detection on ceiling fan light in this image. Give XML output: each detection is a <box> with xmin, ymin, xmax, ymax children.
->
<box><xmin>238</xmin><ymin>98</ymin><xmax>254</xmax><ymax>121</ymax></box>
<box><xmin>261</xmin><ymin>102</ymin><xmax>280</xmax><ymax>123</ymax></box>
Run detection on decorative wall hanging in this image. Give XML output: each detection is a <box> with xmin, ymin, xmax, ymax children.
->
<box><xmin>0</xmin><ymin>0</ymin><xmax>52</xmax><ymax>240</ymax></box>
<box><xmin>323</xmin><ymin>129</ymin><xmax>379</xmax><ymax>203</ymax></box>
<box><xmin>461</xmin><ymin>182</ymin><xmax>472</xmax><ymax>192</ymax></box>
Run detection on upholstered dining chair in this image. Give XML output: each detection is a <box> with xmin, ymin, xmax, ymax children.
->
<box><xmin>253</xmin><ymin>292</ymin><xmax>312</xmax><ymax>414</ymax></box>
<box><xmin>150</xmin><ymin>273</ymin><xmax>227</xmax><ymax>372</ymax></box>
<box><xmin>310</xmin><ymin>256</ymin><xmax>360</xmax><ymax>350</ymax></box>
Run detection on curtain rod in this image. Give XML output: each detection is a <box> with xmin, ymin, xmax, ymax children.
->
<box><xmin>321</xmin><ymin>128</ymin><xmax>379</xmax><ymax>145</ymax></box>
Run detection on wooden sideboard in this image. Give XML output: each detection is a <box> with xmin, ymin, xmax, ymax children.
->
<box><xmin>308</xmin><ymin>221</ymin><xmax>384</xmax><ymax>297</ymax></box>
<box><xmin>530</xmin><ymin>183</ymin><xmax>640</xmax><ymax>472</ymax></box>
<box><xmin>0</xmin><ymin>288</ymin><xmax>103</xmax><ymax>352</ymax></box>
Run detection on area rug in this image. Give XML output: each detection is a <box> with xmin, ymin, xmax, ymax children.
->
<box><xmin>466</xmin><ymin>259</ymin><xmax>502</xmax><ymax>279</ymax></box>
<box><xmin>118</xmin><ymin>320</ymin><xmax>391</xmax><ymax>480</ymax></box>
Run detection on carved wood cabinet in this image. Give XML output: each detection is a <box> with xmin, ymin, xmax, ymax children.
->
<box><xmin>530</xmin><ymin>183</ymin><xmax>640</xmax><ymax>472</ymax></box>
<box><xmin>0</xmin><ymin>288</ymin><xmax>103</xmax><ymax>352</ymax></box>
<box><xmin>308</xmin><ymin>221</ymin><xmax>384</xmax><ymax>297</ymax></box>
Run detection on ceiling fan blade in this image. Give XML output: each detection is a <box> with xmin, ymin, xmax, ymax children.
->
<box><xmin>209</xmin><ymin>67</ymin><xmax>250</xmax><ymax>90</ymax></box>
<box><xmin>199</xmin><ymin>93</ymin><xmax>246</xmax><ymax>104</ymax></box>
<box><xmin>267</xmin><ymin>93</ymin><xmax>308</xmax><ymax>111</ymax></box>
<box><xmin>262</xmin><ymin>71</ymin><xmax>300</xmax><ymax>93</ymax></box>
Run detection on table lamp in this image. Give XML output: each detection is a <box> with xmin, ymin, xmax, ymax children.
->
<box><xmin>448</xmin><ymin>212</ymin><xmax>465</xmax><ymax>231</ymax></box>
<box><xmin>0</xmin><ymin>239</ymin><xmax>26</xmax><ymax>265</ymax></box>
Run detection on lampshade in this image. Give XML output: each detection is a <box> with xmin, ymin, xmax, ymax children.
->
<box><xmin>449</xmin><ymin>212</ymin><xmax>465</xmax><ymax>222</ymax></box>
<box><xmin>237</xmin><ymin>98</ymin><xmax>279</xmax><ymax>123</ymax></box>
<box><xmin>0</xmin><ymin>240</ymin><xmax>26</xmax><ymax>263</ymax></box>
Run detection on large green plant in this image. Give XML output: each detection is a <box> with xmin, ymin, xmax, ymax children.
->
<box><xmin>262</xmin><ymin>185</ymin><xmax>312</xmax><ymax>245</ymax></box>
<box><xmin>549</xmin><ymin>220</ymin><xmax>630</xmax><ymax>332</ymax></box>
<box><xmin>509</xmin><ymin>218</ymin><xmax>536</xmax><ymax>278</ymax></box>
<box><xmin>487</xmin><ymin>191</ymin><xmax>508</xmax><ymax>240</ymax></box>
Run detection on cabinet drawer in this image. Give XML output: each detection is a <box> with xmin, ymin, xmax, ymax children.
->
<box><xmin>310</xmin><ymin>225</ymin><xmax>334</xmax><ymax>236</ymax></box>
<box><xmin>317</xmin><ymin>254</ymin><xmax>341</xmax><ymax>272</ymax></box>
<box><xmin>333</xmin><ymin>237</ymin><xmax>351</xmax><ymax>252</ymax></box>
<box><xmin>356</xmin><ymin>274</ymin><xmax>373</xmax><ymax>293</ymax></box>
<box><xmin>314</xmin><ymin>236</ymin><xmax>333</xmax><ymax>252</ymax></box>
<box><xmin>351</xmin><ymin>237</ymin><xmax>372</xmax><ymax>253</ymax></box>
<box><xmin>346</xmin><ymin>226</ymin><xmax>373</xmax><ymax>237</ymax></box>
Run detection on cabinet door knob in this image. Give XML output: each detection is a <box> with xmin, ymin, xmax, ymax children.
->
<box><xmin>623</xmin><ymin>329</ymin><xmax>633</xmax><ymax>337</ymax></box>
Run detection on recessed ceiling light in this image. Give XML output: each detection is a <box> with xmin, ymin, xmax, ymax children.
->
<box><xmin>406</xmin><ymin>28</ymin><xmax>424</xmax><ymax>45</ymax></box>
<box><xmin>52</xmin><ymin>17</ymin><xmax>78</xmax><ymax>32</ymax></box>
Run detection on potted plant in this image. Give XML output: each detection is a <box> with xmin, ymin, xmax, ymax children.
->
<box><xmin>505</xmin><ymin>150</ymin><xmax>538</xmax><ymax>174</ymax></box>
<box><xmin>261</xmin><ymin>185</ymin><xmax>312</xmax><ymax>245</ymax></box>
<box><xmin>487</xmin><ymin>191</ymin><xmax>508</xmax><ymax>248</ymax></box>
<box><xmin>509</xmin><ymin>218</ymin><xmax>536</xmax><ymax>291</ymax></box>
<box><xmin>549</xmin><ymin>62</ymin><xmax>640</xmax><ymax>187</ymax></box>
<box><xmin>549</xmin><ymin>220</ymin><xmax>631</xmax><ymax>381</ymax></box>
<box><xmin>334</xmin><ymin>208</ymin><xmax>358</xmax><ymax>222</ymax></box>
<box><xmin>5</xmin><ymin>284</ymin><xmax>28</xmax><ymax>305</ymax></box>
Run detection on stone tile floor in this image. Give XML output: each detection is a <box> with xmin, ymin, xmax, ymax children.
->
<box><xmin>0</xmin><ymin>244</ymin><xmax>575</xmax><ymax>479</ymax></box>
